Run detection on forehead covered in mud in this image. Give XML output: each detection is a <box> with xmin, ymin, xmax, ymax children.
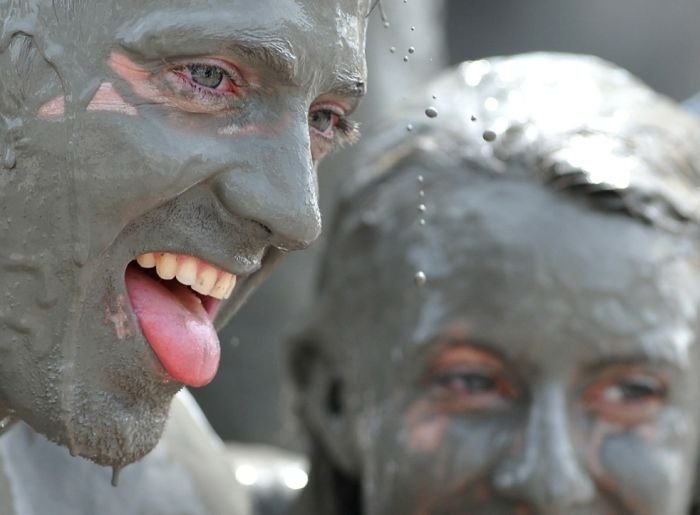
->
<box><xmin>0</xmin><ymin>0</ymin><xmax>368</xmax><ymax>107</ymax></box>
<box><xmin>312</xmin><ymin>52</ymin><xmax>700</xmax><ymax>362</ymax></box>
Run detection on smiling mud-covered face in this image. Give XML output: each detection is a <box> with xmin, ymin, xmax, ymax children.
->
<box><xmin>0</xmin><ymin>0</ymin><xmax>367</xmax><ymax>468</ymax></box>
<box><xmin>314</xmin><ymin>171</ymin><xmax>700</xmax><ymax>515</ymax></box>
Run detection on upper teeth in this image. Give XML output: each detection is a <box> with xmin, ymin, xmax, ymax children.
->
<box><xmin>136</xmin><ymin>252</ymin><xmax>237</xmax><ymax>300</ymax></box>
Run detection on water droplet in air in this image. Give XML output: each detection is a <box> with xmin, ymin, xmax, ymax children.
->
<box><xmin>417</xmin><ymin>175</ymin><xmax>424</xmax><ymax>183</ymax></box>
<box><xmin>406</xmin><ymin>124</ymin><xmax>413</xmax><ymax>132</ymax></box>
<box><xmin>410</xmin><ymin>26</ymin><xmax>415</xmax><ymax>31</ymax></box>
<box><xmin>483</xmin><ymin>130</ymin><xmax>497</xmax><ymax>142</ymax></box>
<box><xmin>425</xmin><ymin>106</ymin><xmax>438</xmax><ymax>118</ymax></box>
<box><xmin>417</xmin><ymin>204</ymin><xmax>426</xmax><ymax>213</ymax></box>
<box><xmin>390</xmin><ymin>46</ymin><xmax>396</xmax><ymax>53</ymax></box>
<box><xmin>419</xmin><ymin>218</ymin><xmax>426</xmax><ymax>226</ymax></box>
<box><xmin>415</xmin><ymin>271</ymin><xmax>427</xmax><ymax>286</ymax></box>
<box><xmin>408</xmin><ymin>46</ymin><xmax>415</xmax><ymax>54</ymax></box>
<box><xmin>419</xmin><ymin>190</ymin><xmax>425</xmax><ymax>197</ymax></box>
<box><xmin>403</xmin><ymin>56</ymin><xmax>409</xmax><ymax>62</ymax></box>
<box><xmin>384</xmin><ymin>21</ymin><xmax>391</xmax><ymax>28</ymax></box>
<box><xmin>471</xmin><ymin>115</ymin><xmax>477</xmax><ymax>122</ymax></box>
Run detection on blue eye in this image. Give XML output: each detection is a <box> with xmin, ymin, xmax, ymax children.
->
<box><xmin>187</xmin><ymin>64</ymin><xmax>225</xmax><ymax>89</ymax></box>
<box><xmin>309</xmin><ymin>109</ymin><xmax>337</xmax><ymax>135</ymax></box>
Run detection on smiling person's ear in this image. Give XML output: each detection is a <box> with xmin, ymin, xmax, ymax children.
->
<box><xmin>289</xmin><ymin>334</ymin><xmax>359</xmax><ymax>475</ymax></box>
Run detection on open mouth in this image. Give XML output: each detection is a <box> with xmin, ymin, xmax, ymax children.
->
<box><xmin>124</xmin><ymin>252</ymin><xmax>239</xmax><ymax>388</ymax></box>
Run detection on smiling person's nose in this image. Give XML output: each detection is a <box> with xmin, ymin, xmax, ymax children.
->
<box><xmin>212</xmin><ymin>126</ymin><xmax>322</xmax><ymax>252</ymax></box>
<box><xmin>492</xmin><ymin>383</ymin><xmax>595</xmax><ymax>512</ymax></box>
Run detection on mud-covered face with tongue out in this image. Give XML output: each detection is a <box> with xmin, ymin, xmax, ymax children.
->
<box><xmin>0</xmin><ymin>0</ymin><xmax>367</xmax><ymax>469</ymax></box>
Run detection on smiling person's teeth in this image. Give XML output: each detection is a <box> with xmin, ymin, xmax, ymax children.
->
<box><xmin>136</xmin><ymin>252</ymin><xmax>156</xmax><ymax>268</ymax></box>
<box><xmin>135</xmin><ymin>252</ymin><xmax>239</xmax><ymax>300</ymax></box>
<box><xmin>155</xmin><ymin>252</ymin><xmax>177</xmax><ymax>280</ymax></box>
<box><xmin>210</xmin><ymin>274</ymin><xmax>232</xmax><ymax>300</ymax></box>
<box><xmin>193</xmin><ymin>267</ymin><xmax>217</xmax><ymax>296</ymax></box>
<box><xmin>175</xmin><ymin>257</ymin><xmax>197</xmax><ymax>286</ymax></box>
<box><xmin>224</xmin><ymin>275</ymin><xmax>237</xmax><ymax>299</ymax></box>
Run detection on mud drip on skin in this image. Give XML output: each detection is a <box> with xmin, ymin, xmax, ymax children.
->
<box><xmin>1</xmin><ymin>9</ymin><xmax>105</xmax><ymax>461</ymax></box>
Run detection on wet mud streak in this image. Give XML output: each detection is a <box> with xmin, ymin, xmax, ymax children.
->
<box><xmin>111</xmin><ymin>465</ymin><xmax>122</xmax><ymax>487</ymax></box>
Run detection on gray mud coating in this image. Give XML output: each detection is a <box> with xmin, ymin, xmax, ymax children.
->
<box><xmin>0</xmin><ymin>392</ymin><xmax>251</xmax><ymax>515</ymax></box>
<box><xmin>292</xmin><ymin>54</ymin><xmax>700</xmax><ymax>515</ymax></box>
<box><xmin>0</xmin><ymin>0</ymin><xmax>368</xmax><ymax>490</ymax></box>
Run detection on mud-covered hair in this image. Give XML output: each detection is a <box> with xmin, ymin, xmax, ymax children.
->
<box><xmin>342</xmin><ymin>52</ymin><xmax>700</xmax><ymax>234</ymax></box>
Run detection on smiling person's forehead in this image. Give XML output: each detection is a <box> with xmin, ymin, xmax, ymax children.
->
<box><xmin>100</xmin><ymin>2</ymin><xmax>362</xmax><ymax>69</ymax></box>
<box><xmin>39</xmin><ymin>0</ymin><xmax>367</xmax><ymax>102</ymax></box>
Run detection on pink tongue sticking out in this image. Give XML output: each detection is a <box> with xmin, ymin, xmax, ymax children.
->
<box><xmin>125</xmin><ymin>265</ymin><xmax>220</xmax><ymax>387</ymax></box>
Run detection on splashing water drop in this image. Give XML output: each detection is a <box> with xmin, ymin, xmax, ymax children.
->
<box><xmin>482</xmin><ymin>130</ymin><xmax>497</xmax><ymax>142</ymax></box>
<box><xmin>417</xmin><ymin>204</ymin><xmax>426</xmax><ymax>213</ymax></box>
<box><xmin>417</xmin><ymin>175</ymin><xmax>424</xmax><ymax>183</ymax></box>
<box><xmin>383</xmin><ymin>21</ymin><xmax>391</xmax><ymax>28</ymax></box>
<box><xmin>419</xmin><ymin>190</ymin><xmax>425</xmax><ymax>197</ymax></box>
<box><xmin>406</xmin><ymin>124</ymin><xmax>413</xmax><ymax>132</ymax></box>
<box><xmin>419</xmin><ymin>218</ymin><xmax>426</xmax><ymax>226</ymax></box>
<box><xmin>408</xmin><ymin>46</ymin><xmax>415</xmax><ymax>54</ymax></box>
<box><xmin>414</xmin><ymin>271</ymin><xmax>427</xmax><ymax>286</ymax></box>
<box><xmin>425</xmin><ymin>106</ymin><xmax>438</xmax><ymax>118</ymax></box>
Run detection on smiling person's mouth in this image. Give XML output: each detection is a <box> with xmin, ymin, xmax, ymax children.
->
<box><xmin>124</xmin><ymin>252</ymin><xmax>239</xmax><ymax>388</ymax></box>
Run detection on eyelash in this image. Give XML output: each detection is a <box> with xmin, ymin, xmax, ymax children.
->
<box><xmin>176</xmin><ymin>75</ymin><xmax>230</xmax><ymax>98</ymax></box>
<box><xmin>329</xmin><ymin>116</ymin><xmax>360</xmax><ymax>149</ymax></box>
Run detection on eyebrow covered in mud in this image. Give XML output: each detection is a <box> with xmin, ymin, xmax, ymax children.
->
<box><xmin>116</xmin><ymin>13</ymin><xmax>366</xmax><ymax>107</ymax></box>
<box><xmin>419</xmin><ymin>330</ymin><xmax>687</xmax><ymax>380</ymax></box>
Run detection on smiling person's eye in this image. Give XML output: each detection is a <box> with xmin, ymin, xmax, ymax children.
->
<box><xmin>170</xmin><ymin>62</ymin><xmax>241</xmax><ymax>95</ymax></box>
<box><xmin>309</xmin><ymin>109</ymin><xmax>337</xmax><ymax>134</ymax></box>
<box><xmin>187</xmin><ymin>64</ymin><xmax>226</xmax><ymax>89</ymax></box>
<box><xmin>161</xmin><ymin>59</ymin><xmax>247</xmax><ymax>112</ymax></box>
<box><xmin>307</xmin><ymin>103</ymin><xmax>360</xmax><ymax>162</ymax></box>
<box><xmin>584</xmin><ymin>368</ymin><xmax>668</xmax><ymax>426</ymax></box>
